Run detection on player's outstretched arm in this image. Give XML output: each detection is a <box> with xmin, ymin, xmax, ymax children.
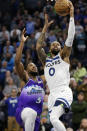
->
<box><xmin>36</xmin><ymin>14</ymin><xmax>53</xmax><ymax>66</ymax></box>
<box><xmin>61</xmin><ymin>1</ymin><xmax>75</xmax><ymax>63</ymax></box>
<box><xmin>15</xmin><ymin>29</ymin><xmax>29</xmax><ymax>80</ymax></box>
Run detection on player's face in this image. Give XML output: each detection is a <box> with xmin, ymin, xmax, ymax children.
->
<box><xmin>50</xmin><ymin>41</ymin><xmax>61</xmax><ymax>55</ymax></box>
<box><xmin>27</xmin><ymin>63</ymin><xmax>38</xmax><ymax>76</ymax></box>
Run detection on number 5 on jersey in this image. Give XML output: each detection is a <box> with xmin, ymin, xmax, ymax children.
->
<box><xmin>36</xmin><ymin>97</ymin><xmax>41</xmax><ymax>103</ymax></box>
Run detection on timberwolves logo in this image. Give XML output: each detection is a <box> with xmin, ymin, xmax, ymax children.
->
<box><xmin>46</xmin><ymin>59</ymin><xmax>61</xmax><ymax>68</ymax></box>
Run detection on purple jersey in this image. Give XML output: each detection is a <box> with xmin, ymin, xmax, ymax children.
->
<box><xmin>16</xmin><ymin>77</ymin><xmax>44</xmax><ymax>127</ymax></box>
<box><xmin>18</xmin><ymin>77</ymin><xmax>44</xmax><ymax>114</ymax></box>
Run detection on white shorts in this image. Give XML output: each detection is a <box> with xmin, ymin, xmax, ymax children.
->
<box><xmin>48</xmin><ymin>87</ymin><xmax>73</xmax><ymax>111</ymax></box>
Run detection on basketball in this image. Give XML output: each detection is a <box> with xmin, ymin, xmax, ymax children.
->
<box><xmin>54</xmin><ymin>0</ymin><xmax>70</xmax><ymax>16</ymax></box>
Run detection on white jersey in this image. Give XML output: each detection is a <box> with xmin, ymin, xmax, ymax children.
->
<box><xmin>44</xmin><ymin>54</ymin><xmax>70</xmax><ymax>94</ymax></box>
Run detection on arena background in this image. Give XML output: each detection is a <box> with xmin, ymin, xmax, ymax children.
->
<box><xmin>0</xmin><ymin>0</ymin><xmax>87</xmax><ymax>131</ymax></box>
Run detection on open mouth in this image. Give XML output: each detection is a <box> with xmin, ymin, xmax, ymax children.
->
<box><xmin>54</xmin><ymin>47</ymin><xmax>58</xmax><ymax>50</ymax></box>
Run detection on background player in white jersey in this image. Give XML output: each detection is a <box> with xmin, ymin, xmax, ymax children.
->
<box><xmin>36</xmin><ymin>1</ymin><xmax>75</xmax><ymax>131</ymax></box>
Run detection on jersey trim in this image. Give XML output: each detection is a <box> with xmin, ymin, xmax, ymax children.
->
<box><xmin>46</xmin><ymin>55</ymin><xmax>60</xmax><ymax>63</ymax></box>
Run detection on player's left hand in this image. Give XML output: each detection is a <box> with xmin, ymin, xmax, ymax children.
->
<box><xmin>21</xmin><ymin>28</ymin><xmax>29</xmax><ymax>43</ymax></box>
<box><xmin>44</xmin><ymin>14</ymin><xmax>54</xmax><ymax>28</ymax></box>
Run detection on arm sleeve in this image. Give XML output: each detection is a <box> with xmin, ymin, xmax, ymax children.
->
<box><xmin>65</xmin><ymin>17</ymin><xmax>75</xmax><ymax>47</ymax></box>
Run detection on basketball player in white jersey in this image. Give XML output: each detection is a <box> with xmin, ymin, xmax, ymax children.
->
<box><xmin>36</xmin><ymin>1</ymin><xmax>75</xmax><ymax>131</ymax></box>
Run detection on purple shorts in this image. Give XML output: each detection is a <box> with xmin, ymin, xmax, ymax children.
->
<box><xmin>15</xmin><ymin>107</ymin><xmax>40</xmax><ymax>131</ymax></box>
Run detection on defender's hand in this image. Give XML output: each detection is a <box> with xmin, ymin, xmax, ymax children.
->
<box><xmin>44</xmin><ymin>14</ymin><xmax>54</xmax><ymax>29</ymax></box>
<box><xmin>21</xmin><ymin>28</ymin><xmax>29</xmax><ymax>43</ymax></box>
<box><xmin>68</xmin><ymin>1</ymin><xmax>74</xmax><ymax>17</ymax></box>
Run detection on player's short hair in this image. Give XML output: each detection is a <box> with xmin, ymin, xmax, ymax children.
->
<box><xmin>51</xmin><ymin>41</ymin><xmax>61</xmax><ymax>45</ymax></box>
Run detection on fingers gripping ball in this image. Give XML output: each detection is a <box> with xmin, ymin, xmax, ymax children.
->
<box><xmin>54</xmin><ymin>0</ymin><xmax>70</xmax><ymax>16</ymax></box>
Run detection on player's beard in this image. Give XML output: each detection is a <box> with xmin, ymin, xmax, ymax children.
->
<box><xmin>29</xmin><ymin>71</ymin><xmax>38</xmax><ymax>76</ymax></box>
<box><xmin>51</xmin><ymin>50</ymin><xmax>59</xmax><ymax>55</ymax></box>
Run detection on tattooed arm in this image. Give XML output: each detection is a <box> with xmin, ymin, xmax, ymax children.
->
<box><xmin>36</xmin><ymin>14</ymin><xmax>53</xmax><ymax>66</ymax></box>
<box><xmin>15</xmin><ymin>29</ymin><xmax>29</xmax><ymax>82</ymax></box>
<box><xmin>36</xmin><ymin>27</ymin><xmax>47</xmax><ymax>66</ymax></box>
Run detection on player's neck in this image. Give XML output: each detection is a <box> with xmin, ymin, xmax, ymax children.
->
<box><xmin>51</xmin><ymin>53</ymin><xmax>59</xmax><ymax>58</ymax></box>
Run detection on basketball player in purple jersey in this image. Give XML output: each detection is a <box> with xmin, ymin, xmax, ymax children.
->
<box><xmin>15</xmin><ymin>29</ymin><xmax>45</xmax><ymax>131</ymax></box>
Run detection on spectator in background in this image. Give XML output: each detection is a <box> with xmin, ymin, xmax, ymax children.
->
<box><xmin>40</xmin><ymin>95</ymin><xmax>52</xmax><ymax>131</ymax></box>
<box><xmin>3</xmin><ymin>40</ymin><xmax>14</xmax><ymax>55</ymax></box>
<box><xmin>0</xmin><ymin>88</ymin><xmax>19</xmax><ymax>131</ymax></box>
<box><xmin>77</xmin><ymin>118</ymin><xmax>87</xmax><ymax>131</ymax></box>
<box><xmin>77</xmin><ymin>75</ymin><xmax>87</xmax><ymax>102</ymax></box>
<box><xmin>47</xmin><ymin>30</ymin><xmax>57</xmax><ymax>44</ymax></box>
<box><xmin>0</xmin><ymin>26</ymin><xmax>10</xmax><ymax>43</ymax></box>
<box><xmin>75</xmin><ymin>24</ymin><xmax>86</xmax><ymax>56</ymax></box>
<box><xmin>11</xmin><ymin>67</ymin><xmax>20</xmax><ymax>88</ymax></box>
<box><xmin>22</xmin><ymin>9</ymin><xmax>29</xmax><ymax>21</ymax></box>
<box><xmin>83</xmin><ymin>17</ymin><xmax>87</xmax><ymax>27</ymax></box>
<box><xmin>35</xmin><ymin>28</ymin><xmax>42</xmax><ymax>40</ymax></box>
<box><xmin>75</xmin><ymin>8</ymin><xmax>83</xmax><ymax>21</ymax></box>
<box><xmin>71</xmin><ymin>92</ymin><xmax>87</xmax><ymax>130</ymax></box>
<box><xmin>26</xmin><ymin>32</ymin><xmax>36</xmax><ymax>49</ymax></box>
<box><xmin>73</xmin><ymin>62</ymin><xmax>87</xmax><ymax>83</ymax></box>
<box><xmin>4</xmin><ymin>52</ymin><xmax>15</xmax><ymax>72</ymax></box>
<box><xmin>35</xmin><ymin>17</ymin><xmax>42</xmax><ymax>30</ymax></box>
<box><xmin>75</xmin><ymin>21</ymin><xmax>84</xmax><ymax>36</ymax></box>
<box><xmin>10</xmin><ymin>29</ymin><xmax>19</xmax><ymax>43</ymax></box>
<box><xmin>3</xmin><ymin>77</ymin><xmax>18</xmax><ymax>98</ymax></box>
<box><xmin>26</xmin><ymin>16</ymin><xmax>35</xmax><ymax>35</ymax></box>
<box><xmin>70</xmin><ymin>58</ymin><xmax>78</xmax><ymax>77</ymax></box>
<box><xmin>10</xmin><ymin>25</ymin><xmax>21</xmax><ymax>41</ymax></box>
<box><xmin>5</xmin><ymin>70</ymin><xmax>11</xmax><ymax>85</ymax></box>
<box><xmin>10</xmin><ymin>17</ymin><xmax>17</xmax><ymax>30</ymax></box>
<box><xmin>84</xmin><ymin>25</ymin><xmax>87</xmax><ymax>40</ymax></box>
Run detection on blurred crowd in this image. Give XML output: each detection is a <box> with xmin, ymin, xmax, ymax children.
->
<box><xmin>0</xmin><ymin>0</ymin><xmax>87</xmax><ymax>131</ymax></box>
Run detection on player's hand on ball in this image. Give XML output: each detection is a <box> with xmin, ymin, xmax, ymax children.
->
<box><xmin>44</xmin><ymin>14</ymin><xmax>54</xmax><ymax>29</ymax></box>
<box><xmin>68</xmin><ymin>1</ymin><xmax>74</xmax><ymax>17</ymax></box>
<box><xmin>21</xmin><ymin>28</ymin><xmax>29</xmax><ymax>43</ymax></box>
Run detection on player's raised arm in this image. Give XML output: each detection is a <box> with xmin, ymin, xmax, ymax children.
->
<box><xmin>15</xmin><ymin>29</ymin><xmax>29</xmax><ymax>81</ymax></box>
<box><xmin>61</xmin><ymin>1</ymin><xmax>75</xmax><ymax>62</ymax></box>
<box><xmin>36</xmin><ymin>14</ymin><xmax>53</xmax><ymax>66</ymax></box>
